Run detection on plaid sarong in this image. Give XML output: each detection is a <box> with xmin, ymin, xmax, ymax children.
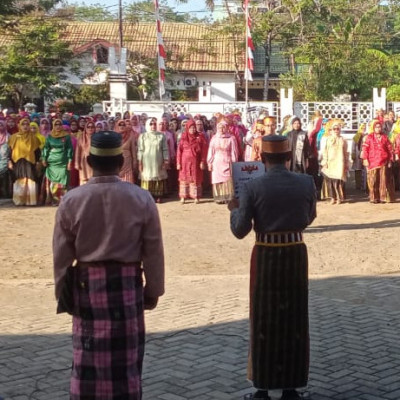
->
<box><xmin>248</xmin><ymin>243</ymin><xmax>309</xmax><ymax>390</ymax></box>
<box><xmin>70</xmin><ymin>262</ymin><xmax>144</xmax><ymax>400</ymax></box>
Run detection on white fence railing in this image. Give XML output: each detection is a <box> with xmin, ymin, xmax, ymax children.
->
<box><xmin>103</xmin><ymin>99</ymin><xmax>385</xmax><ymax>130</ymax></box>
<box><xmin>102</xmin><ymin>100</ymin><xmax>280</xmax><ymax>123</ymax></box>
<box><xmin>294</xmin><ymin>102</ymin><xmax>373</xmax><ymax>130</ymax></box>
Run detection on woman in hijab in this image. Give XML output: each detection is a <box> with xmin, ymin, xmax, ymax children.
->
<box><xmin>244</xmin><ymin>117</ymin><xmax>263</xmax><ymax>162</ymax></box>
<box><xmin>362</xmin><ymin>120</ymin><xmax>395</xmax><ymax>204</ymax></box>
<box><xmin>95</xmin><ymin>121</ymin><xmax>105</xmax><ymax>133</ymax></box>
<box><xmin>351</xmin><ymin>123</ymin><xmax>367</xmax><ymax>190</ymax></box>
<box><xmin>6</xmin><ymin>115</ymin><xmax>18</xmax><ymax>135</ymax></box>
<box><xmin>30</xmin><ymin>112</ymin><xmax>41</xmax><ymax>126</ymax></box>
<box><xmin>63</xmin><ymin>124</ymin><xmax>79</xmax><ymax>189</ymax></box>
<box><xmin>8</xmin><ymin>117</ymin><xmax>41</xmax><ymax>205</ymax></box>
<box><xmin>74</xmin><ymin>121</ymin><xmax>95</xmax><ymax>185</ymax></box>
<box><xmin>137</xmin><ymin>118</ymin><xmax>169</xmax><ymax>203</ymax></box>
<box><xmin>69</xmin><ymin>119</ymin><xmax>81</xmax><ymax>139</ymax></box>
<box><xmin>207</xmin><ymin>121</ymin><xmax>239</xmax><ymax>204</ymax></box>
<box><xmin>176</xmin><ymin>119</ymin><xmax>208</xmax><ymax>204</ymax></box>
<box><xmin>39</xmin><ymin>118</ymin><xmax>52</xmax><ymax>138</ymax></box>
<box><xmin>320</xmin><ymin>121</ymin><xmax>349</xmax><ymax>204</ymax></box>
<box><xmin>131</xmin><ymin>114</ymin><xmax>143</xmax><ymax>137</ymax></box>
<box><xmin>286</xmin><ymin>117</ymin><xmax>311</xmax><ymax>173</ymax></box>
<box><xmin>115</xmin><ymin>119</ymin><xmax>137</xmax><ymax>183</ymax></box>
<box><xmin>30</xmin><ymin>121</ymin><xmax>46</xmax><ymax>189</ymax></box>
<box><xmin>30</xmin><ymin>122</ymin><xmax>46</xmax><ymax>150</ymax></box>
<box><xmin>107</xmin><ymin>117</ymin><xmax>116</xmax><ymax>131</ymax></box>
<box><xmin>40</xmin><ymin>118</ymin><xmax>73</xmax><ymax>205</ymax></box>
<box><xmin>0</xmin><ymin>120</ymin><xmax>11</xmax><ymax>198</ymax></box>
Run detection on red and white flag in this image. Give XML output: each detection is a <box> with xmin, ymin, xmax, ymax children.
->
<box><xmin>154</xmin><ymin>0</ymin><xmax>166</xmax><ymax>96</ymax></box>
<box><xmin>244</xmin><ymin>0</ymin><xmax>254</xmax><ymax>81</ymax></box>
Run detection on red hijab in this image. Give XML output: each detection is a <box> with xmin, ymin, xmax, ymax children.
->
<box><xmin>180</xmin><ymin>120</ymin><xmax>205</xmax><ymax>158</ymax></box>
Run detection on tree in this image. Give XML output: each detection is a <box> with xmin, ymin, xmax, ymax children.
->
<box><xmin>124</xmin><ymin>0</ymin><xmax>210</xmax><ymax>23</ymax></box>
<box><xmin>249</xmin><ymin>1</ymin><xmax>304</xmax><ymax>100</ymax></box>
<box><xmin>0</xmin><ymin>0</ymin><xmax>59</xmax><ymax>14</ymax></box>
<box><xmin>0</xmin><ymin>0</ymin><xmax>61</xmax><ymax>28</ymax></box>
<box><xmin>53</xmin><ymin>3</ymin><xmax>115</xmax><ymax>21</ymax></box>
<box><xmin>279</xmin><ymin>0</ymin><xmax>400</xmax><ymax>100</ymax></box>
<box><xmin>58</xmin><ymin>83</ymin><xmax>109</xmax><ymax>114</ymax></box>
<box><xmin>0</xmin><ymin>16</ymin><xmax>74</xmax><ymax>110</ymax></box>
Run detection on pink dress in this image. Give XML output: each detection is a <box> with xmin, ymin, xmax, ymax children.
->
<box><xmin>207</xmin><ymin>132</ymin><xmax>239</xmax><ymax>184</ymax></box>
<box><xmin>177</xmin><ymin>132</ymin><xmax>208</xmax><ymax>185</ymax></box>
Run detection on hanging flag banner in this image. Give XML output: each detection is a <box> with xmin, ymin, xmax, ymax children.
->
<box><xmin>154</xmin><ymin>0</ymin><xmax>166</xmax><ymax>97</ymax></box>
<box><xmin>243</xmin><ymin>0</ymin><xmax>254</xmax><ymax>81</ymax></box>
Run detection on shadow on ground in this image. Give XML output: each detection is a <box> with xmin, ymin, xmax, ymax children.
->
<box><xmin>1</xmin><ymin>275</ymin><xmax>400</xmax><ymax>400</ymax></box>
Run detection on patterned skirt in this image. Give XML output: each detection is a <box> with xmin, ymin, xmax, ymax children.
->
<box><xmin>70</xmin><ymin>262</ymin><xmax>144</xmax><ymax>400</ymax></box>
<box><xmin>248</xmin><ymin>243</ymin><xmax>309</xmax><ymax>390</ymax></box>
<box><xmin>212</xmin><ymin>181</ymin><xmax>234</xmax><ymax>204</ymax></box>
<box><xmin>179</xmin><ymin>181</ymin><xmax>202</xmax><ymax>199</ymax></box>
<box><xmin>12</xmin><ymin>178</ymin><xmax>37</xmax><ymax>206</ymax></box>
<box><xmin>367</xmin><ymin>166</ymin><xmax>395</xmax><ymax>203</ymax></box>
<box><xmin>141</xmin><ymin>179</ymin><xmax>166</xmax><ymax>197</ymax></box>
<box><xmin>40</xmin><ymin>176</ymin><xmax>67</xmax><ymax>206</ymax></box>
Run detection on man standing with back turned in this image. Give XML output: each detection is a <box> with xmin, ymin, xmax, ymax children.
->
<box><xmin>53</xmin><ymin>130</ymin><xmax>165</xmax><ymax>400</ymax></box>
<box><xmin>229</xmin><ymin>135</ymin><xmax>316</xmax><ymax>400</ymax></box>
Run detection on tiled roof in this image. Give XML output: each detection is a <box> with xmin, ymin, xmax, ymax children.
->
<box><xmin>63</xmin><ymin>21</ymin><xmax>245</xmax><ymax>72</ymax></box>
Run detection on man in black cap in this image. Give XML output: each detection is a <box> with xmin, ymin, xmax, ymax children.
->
<box><xmin>53</xmin><ymin>131</ymin><xmax>165</xmax><ymax>399</ymax></box>
<box><xmin>228</xmin><ymin>135</ymin><xmax>317</xmax><ymax>400</ymax></box>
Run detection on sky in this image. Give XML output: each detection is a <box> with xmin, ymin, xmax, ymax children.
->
<box><xmin>64</xmin><ymin>0</ymin><xmax>224</xmax><ymax>18</ymax></box>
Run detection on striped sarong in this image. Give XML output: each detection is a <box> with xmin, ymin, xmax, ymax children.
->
<box><xmin>367</xmin><ymin>166</ymin><xmax>395</xmax><ymax>203</ymax></box>
<box><xmin>248</xmin><ymin>242</ymin><xmax>309</xmax><ymax>390</ymax></box>
<box><xmin>212</xmin><ymin>181</ymin><xmax>234</xmax><ymax>204</ymax></box>
<box><xmin>70</xmin><ymin>261</ymin><xmax>144</xmax><ymax>400</ymax></box>
<box><xmin>141</xmin><ymin>179</ymin><xmax>166</xmax><ymax>197</ymax></box>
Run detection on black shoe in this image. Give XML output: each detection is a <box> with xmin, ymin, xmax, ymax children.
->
<box><xmin>281</xmin><ymin>389</ymin><xmax>301</xmax><ymax>399</ymax></box>
<box><xmin>253</xmin><ymin>390</ymin><xmax>271</xmax><ymax>399</ymax></box>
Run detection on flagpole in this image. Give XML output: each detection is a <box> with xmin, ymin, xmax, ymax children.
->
<box><xmin>154</xmin><ymin>0</ymin><xmax>165</xmax><ymax>100</ymax></box>
<box><xmin>245</xmin><ymin>2</ymin><xmax>249</xmax><ymax>112</ymax></box>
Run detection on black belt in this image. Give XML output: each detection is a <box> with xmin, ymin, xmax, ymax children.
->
<box><xmin>256</xmin><ymin>232</ymin><xmax>303</xmax><ymax>245</ymax></box>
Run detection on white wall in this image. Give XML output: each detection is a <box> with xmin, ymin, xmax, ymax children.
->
<box><xmin>64</xmin><ymin>52</ymin><xmax>109</xmax><ymax>86</ymax></box>
<box><xmin>168</xmin><ymin>72</ymin><xmax>236</xmax><ymax>102</ymax></box>
<box><xmin>197</xmin><ymin>73</ymin><xmax>236</xmax><ymax>102</ymax></box>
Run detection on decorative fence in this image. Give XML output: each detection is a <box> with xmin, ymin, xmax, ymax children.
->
<box><xmin>102</xmin><ymin>100</ymin><xmax>280</xmax><ymax>123</ymax></box>
<box><xmin>294</xmin><ymin>102</ymin><xmax>373</xmax><ymax>130</ymax></box>
<box><xmin>103</xmin><ymin>99</ymin><xmax>382</xmax><ymax>130</ymax></box>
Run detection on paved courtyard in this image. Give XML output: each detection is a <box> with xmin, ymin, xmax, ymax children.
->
<box><xmin>1</xmin><ymin>272</ymin><xmax>400</xmax><ymax>400</ymax></box>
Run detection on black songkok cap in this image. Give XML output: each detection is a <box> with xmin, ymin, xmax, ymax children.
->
<box><xmin>90</xmin><ymin>130</ymin><xmax>122</xmax><ymax>157</ymax></box>
<box><xmin>261</xmin><ymin>135</ymin><xmax>290</xmax><ymax>154</ymax></box>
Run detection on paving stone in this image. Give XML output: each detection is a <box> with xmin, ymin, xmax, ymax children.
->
<box><xmin>2</xmin><ymin>275</ymin><xmax>400</xmax><ymax>399</ymax></box>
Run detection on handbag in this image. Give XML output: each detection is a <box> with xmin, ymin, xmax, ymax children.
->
<box><xmin>56</xmin><ymin>265</ymin><xmax>76</xmax><ymax>315</ymax></box>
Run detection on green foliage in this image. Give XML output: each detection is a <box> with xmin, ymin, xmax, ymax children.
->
<box><xmin>73</xmin><ymin>84</ymin><xmax>108</xmax><ymax>107</ymax></box>
<box><xmin>387</xmin><ymin>85</ymin><xmax>400</xmax><ymax>101</ymax></box>
<box><xmin>169</xmin><ymin>89</ymin><xmax>198</xmax><ymax>101</ymax></box>
<box><xmin>126</xmin><ymin>49</ymin><xmax>177</xmax><ymax>100</ymax></box>
<box><xmin>57</xmin><ymin>3</ymin><xmax>115</xmax><ymax>21</ymax></box>
<box><xmin>277</xmin><ymin>0</ymin><xmax>400</xmax><ymax>100</ymax></box>
<box><xmin>124</xmin><ymin>0</ymin><xmax>209</xmax><ymax>23</ymax></box>
<box><xmin>0</xmin><ymin>16</ymin><xmax>73</xmax><ymax>108</ymax></box>
<box><xmin>0</xmin><ymin>0</ymin><xmax>60</xmax><ymax>15</ymax></box>
<box><xmin>48</xmin><ymin>83</ymin><xmax>108</xmax><ymax>114</ymax></box>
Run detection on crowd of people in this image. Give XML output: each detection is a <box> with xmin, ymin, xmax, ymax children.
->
<box><xmin>0</xmin><ymin>107</ymin><xmax>399</xmax><ymax>206</ymax></box>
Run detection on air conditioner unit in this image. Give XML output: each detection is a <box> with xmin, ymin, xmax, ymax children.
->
<box><xmin>184</xmin><ymin>76</ymin><xmax>197</xmax><ymax>87</ymax></box>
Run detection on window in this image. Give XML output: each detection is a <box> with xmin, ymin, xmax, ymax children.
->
<box><xmin>96</xmin><ymin>47</ymin><xmax>109</xmax><ymax>64</ymax></box>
